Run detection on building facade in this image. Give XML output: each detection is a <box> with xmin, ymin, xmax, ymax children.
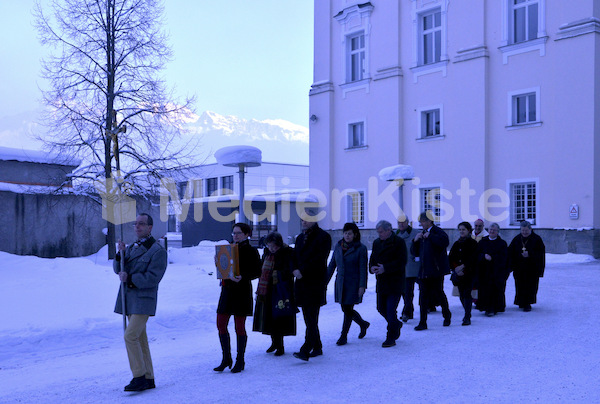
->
<box><xmin>309</xmin><ymin>0</ymin><xmax>600</xmax><ymax>246</ymax></box>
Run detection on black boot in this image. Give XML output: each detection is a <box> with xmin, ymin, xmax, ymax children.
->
<box><xmin>273</xmin><ymin>335</ymin><xmax>285</xmax><ymax>356</ymax></box>
<box><xmin>266</xmin><ymin>335</ymin><xmax>277</xmax><ymax>353</ymax></box>
<box><xmin>231</xmin><ymin>334</ymin><xmax>247</xmax><ymax>373</ymax></box>
<box><xmin>337</xmin><ymin>312</ymin><xmax>352</xmax><ymax>345</ymax></box>
<box><xmin>213</xmin><ymin>334</ymin><xmax>232</xmax><ymax>371</ymax></box>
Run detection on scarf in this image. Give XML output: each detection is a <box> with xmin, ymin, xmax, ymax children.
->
<box><xmin>257</xmin><ymin>253</ymin><xmax>275</xmax><ymax>296</ymax></box>
<box><xmin>341</xmin><ymin>240</ymin><xmax>351</xmax><ymax>252</ymax></box>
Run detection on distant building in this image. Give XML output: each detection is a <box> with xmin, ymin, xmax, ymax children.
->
<box><xmin>165</xmin><ymin>162</ymin><xmax>311</xmax><ymax>247</ymax></box>
<box><xmin>308</xmin><ymin>0</ymin><xmax>600</xmax><ymax>255</ymax></box>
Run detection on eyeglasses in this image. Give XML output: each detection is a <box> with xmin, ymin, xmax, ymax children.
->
<box><xmin>133</xmin><ymin>222</ymin><xmax>148</xmax><ymax>227</ymax></box>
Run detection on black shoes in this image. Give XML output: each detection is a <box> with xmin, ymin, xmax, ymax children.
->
<box><xmin>309</xmin><ymin>348</ymin><xmax>323</xmax><ymax>357</ymax></box>
<box><xmin>231</xmin><ymin>360</ymin><xmax>245</xmax><ymax>373</ymax></box>
<box><xmin>336</xmin><ymin>335</ymin><xmax>348</xmax><ymax>346</ymax></box>
<box><xmin>213</xmin><ymin>357</ymin><xmax>233</xmax><ymax>371</ymax></box>
<box><xmin>401</xmin><ymin>314</ymin><xmax>413</xmax><ymax>323</ymax></box>
<box><xmin>524</xmin><ymin>304</ymin><xmax>532</xmax><ymax>312</ymax></box>
<box><xmin>414</xmin><ymin>323</ymin><xmax>427</xmax><ymax>331</ymax></box>
<box><xmin>485</xmin><ymin>311</ymin><xmax>495</xmax><ymax>317</ymax></box>
<box><xmin>266</xmin><ymin>344</ymin><xmax>277</xmax><ymax>353</ymax></box>
<box><xmin>124</xmin><ymin>376</ymin><xmax>149</xmax><ymax>392</ymax></box>
<box><xmin>358</xmin><ymin>321</ymin><xmax>370</xmax><ymax>339</ymax></box>
<box><xmin>145</xmin><ymin>379</ymin><xmax>155</xmax><ymax>389</ymax></box>
<box><xmin>443</xmin><ymin>317</ymin><xmax>451</xmax><ymax>327</ymax></box>
<box><xmin>462</xmin><ymin>318</ymin><xmax>471</xmax><ymax>326</ymax></box>
<box><xmin>381</xmin><ymin>338</ymin><xmax>396</xmax><ymax>348</ymax></box>
<box><xmin>274</xmin><ymin>347</ymin><xmax>285</xmax><ymax>356</ymax></box>
<box><xmin>293</xmin><ymin>351</ymin><xmax>309</xmax><ymax>361</ymax></box>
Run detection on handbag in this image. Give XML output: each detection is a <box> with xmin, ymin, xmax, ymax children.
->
<box><xmin>272</xmin><ymin>281</ymin><xmax>295</xmax><ymax>318</ymax></box>
<box><xmin>452</xmin><ymin>285</ymin><xmax>460</xmax><ymax>297</ymax></box>
<box><xmin>471</xmin><ymin>289</ymin><xmax>478</xmax><ymax>299</ymax></box>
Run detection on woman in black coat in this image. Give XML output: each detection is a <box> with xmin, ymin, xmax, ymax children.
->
<box><xmin>253</xmin><ymin>232</ymin><xmax>297</xmax><ymax>356</ymax></box>
<box><xmin>476</xmin><ymin>223</ymin><xmax>509</xmax><ymax>317</ymax></box>
<box><xmin>214</xmin><ymin>223</ymin><xmax>261</xmax><ymax>373</ymax></box>
<box><xmin>449</xmin><ymin>222</ymin><xmax>478</xmax><ymax>325</ymax></box>
<box><xmin>326</xmin><ymin>222</ymin><xmax>370</xmax><ymax>346</ymax></box>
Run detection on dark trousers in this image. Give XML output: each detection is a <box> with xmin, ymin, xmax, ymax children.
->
<box><xmin>402</xmin><ymin>277</ymin><xmax>417</xmax><ymax>318</ymax></box>
<box><xmin>458</xmin><ymin>284</ymin><xmax>473</xmax><ymax>320</ymax></box>
<box><xmin>418</xmin><ymin>277</ymin><xmax>450</xmax><ymax>325</ymax></box>
<box><xmin>300</xmin><ymin>304</ymin><xmax>321</xmax><ymax>355</ymax></box>
<box><xmin>340</xmin><ymin>304</ymin><xmax>366</xmax><ymax>336</ymax></box>
<box><xmin>376</xmin><ymin>293</ymin><xmax>402</xmax><ymax>339</ymax></box>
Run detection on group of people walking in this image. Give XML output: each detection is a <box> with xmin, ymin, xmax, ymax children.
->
<box><xmin>112</xmin><ymin>210</ymin><xmax>546</xmax><ymax>391</ymax></box>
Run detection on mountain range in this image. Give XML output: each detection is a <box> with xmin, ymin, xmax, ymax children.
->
<box><xmin>0</xmin><ymin>110</ymin><xmax>309</xmax><ymax>165</ymax></box>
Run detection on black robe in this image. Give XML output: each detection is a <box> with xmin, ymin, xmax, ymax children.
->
<box><xmin>476</xmin><ymin>236</ymin><xmax>508</xmax><ymax>313</ymax></box>
<box><xmin>509</xmin><ymin>232</ymin><xmax>546</xmax><ymax>306</ymax></box>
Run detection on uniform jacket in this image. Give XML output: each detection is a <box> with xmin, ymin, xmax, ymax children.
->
<box><xmin>327</xmin><ymin>240</ymin><xmax>368</xmax><ymax>305</ymax></box>
<box><xmin>396</xmin><ymin>226</ymin><xmax>421</xmax><ymax>278</ymax></box>
<box><xmin>217</xmin><ymin>239</ymin><xmax>261</xmax><ymax>316</ymax></box>
<box><xmin>114</xmin><ymin>237</ymin><xmax>167</xmax><ymax>316</ymax></box>
<box><xmin>294</xmin><ymin>224</ymin><xmax>332</xmax><ymax>307</ymax></box>
<box><xmin>369</xmin><ymin>232</ymin><xmax>407</xmax><ymax>295</ymax></box>
<box><xmin>411</xmin><ymin>225</ymin><xmax>451</xmax><ymax>279</ymax></box>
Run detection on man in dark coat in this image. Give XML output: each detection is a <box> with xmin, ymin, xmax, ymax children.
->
<box><xmin>292</xmin><ymin>210</ymin><xmax>332</xmax><ymax>361</ymax></box>
<box><xmin>370</xmin><ymin>220</ymin><xmax>407</xmax><ymax>347</ymax></box>
<box><xmin>508</xmin><ymin>221</ymin><xmax>545</xmax><ymax>311</ymax></box>
<box><xmin>114</xmin><ymin>213</ymin><xmax>167</xmax><ymax>392</ymax></box>
<box><xmin>411</xmin><ymin>211</ymin><xmax>451</xmax><ymax>330</ymax></box>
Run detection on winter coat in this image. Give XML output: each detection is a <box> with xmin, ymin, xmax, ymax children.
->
<box><xmin>294</xmin><ymin>224</ymin><xmax>332</xmax><ymax>307</ymax></box>
<box><xmin>114</xmin><ymin>237</ymin><xmax>167</xmax><ymax>316</ymax></box>
<box><xmin>411</xmin><ymin>225</ymin><xmax>451</xmax><ymax>279</ymax></box>
<box><xmin>217</xmin><ymin>239</ymin><xmax>261</xmax><ymax>316</ymax></box>
<box><xmin>326</xmin><ymin>240</ymin><xmax>368</xmax><ymax>305</ymax></box>
<box><xmin>369</xmin><ymin>232</ymin><xmax>407</xmax><ymax>295</ymax></box>
<box><xmin>396</xmin><ymin>226</ymin><xmax>420</xmax><ymax>278</ymax></box>
<box><xmin>448</xmin><ymin>237</ymin><xmax>478</xmax><ymax>288</ymax></box>
<box><xmin>253</xmin><ymin>245</ymin><xmax>297</xmax><ymax>336</ymax></box>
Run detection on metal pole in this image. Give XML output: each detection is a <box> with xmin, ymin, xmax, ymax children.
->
<box><xmin>238</xmin><ymin>164</ymin><xmax>245</xmax><ymax>223</ymax></box>
<box><xmin>120</xmin><ymin>248</ymin><xmax>127</xmax><ymax>332</ymax></box>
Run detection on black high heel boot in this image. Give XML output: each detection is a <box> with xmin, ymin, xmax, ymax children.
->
<box><xmin>214</xmin><ymin>334</ymin><xmax>232</xmax><ymax>371</ymax></box>
<box><xmin>231</xmin><ymin>334</ymin><xmax>247</xmax><ymax>373</ymax></box>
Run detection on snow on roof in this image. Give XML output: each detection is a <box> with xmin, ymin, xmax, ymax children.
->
<box><xmin>214</xmin><ymin>145</ymin><xmax>262</xmax><ymax>167</ymax></box>
<box><xmin>0</xmin><ymin>146</ymin><xmax>80</xmax><ymax>166</ymax></box>
<box><xmin>378</xmin><ymin>164</ymin><xmax>415</xmax><ymax>181</ymax></box>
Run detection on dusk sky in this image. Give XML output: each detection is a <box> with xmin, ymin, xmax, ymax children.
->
<box><xmin>0</xmin><ymin>0</ymin><xmax>314</xmax><ymax>130</ymax></box>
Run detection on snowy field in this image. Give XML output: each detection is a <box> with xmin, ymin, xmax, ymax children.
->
<box><xmin>0</xmin><ymin>243</ymin><xmax>599</xmax><ymax>404</ymax></box>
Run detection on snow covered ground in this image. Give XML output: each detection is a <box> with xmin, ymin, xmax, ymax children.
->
<box><xmin>1</xmin><ymin>244</ymin><xmax>599</xmax><ymax>403</ymax></box>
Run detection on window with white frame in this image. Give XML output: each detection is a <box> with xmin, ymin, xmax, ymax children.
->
<box><xmin>348</xmin><ymin>122</ymin><xmax>365</xmax><ymax>148</ymax></box>
<box><xmin>508</xmin><ymin>88</ymin><xmax>539</xmax><ymax>126</ymax></box>
<box><xmin>421</xmin><ymin>108</ymin><xmax>441</xmax><ymax>138</ymax></box>
<box><xmin>347</xmin><ymin>191</ymin><xmax>365</xmax><ymax>226</ymax></box>
<box><xmin>509</xmin><ymin>0</ymin><xmax>539</xmax><ymax>44</ymax></box>
<box><xmin>420</xmin><ymin>9</ymin><xmax>442</xmax><ymax>65</ymax></box>
<box><xmin>221</xmin><ymin>175</ymin><xmax>233</xmax><ymax>195</ymax></box>
<box><xmin>420</xmin><ymin>187</ymin><xmax>441</xmax><ymax>223</ymax></box>
<box><xmin>510</xmin><ymin>182</ymin><xmax>536</xmax><ymax>225</ymax></box>
<box><xmin>205</xmin><ymin>177</ymin><xmax>218</xmax><ymax>197</ymax></box>
<box><xmin>347</xmin><ymin>32</ymin><xmax>365</xmax><ymax>83</ymax></box>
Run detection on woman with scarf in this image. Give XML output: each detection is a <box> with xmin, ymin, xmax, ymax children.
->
<box><xmin>326</xmin><ymin>222</ymin><xmax>370</xmax><ymax>346</ymax></box>
<box><xmin>449</xmin><ymin>222</ymin><xmax>479</xmax><ymax>325</ymax></box>
<box><xmin>214</xmin><ymin>223</ymin><xmax>261</xmax><ymax>373</ymax></box>
<box><xmin>252</xmin><ymin>232</ymin><xmax>297</xmax><ymax>356</ymax></box>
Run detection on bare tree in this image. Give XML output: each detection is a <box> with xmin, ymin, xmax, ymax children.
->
<box><xmin>34</xmin><ymin>0</ymin><xmax>198</xmax><ymax>258</ymax></box>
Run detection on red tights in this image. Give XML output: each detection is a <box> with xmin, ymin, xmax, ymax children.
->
<box><xmin>216</xmin><ymin>313</ymin><xmax>246</xmax><ymax>336</ymax></box>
